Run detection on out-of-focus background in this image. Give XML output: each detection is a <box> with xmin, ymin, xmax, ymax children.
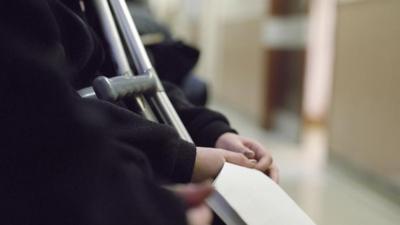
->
<box><xmin>134</xmin><ymin>0</ymin><xmax>400</xmax><ymax>224</ymax></box>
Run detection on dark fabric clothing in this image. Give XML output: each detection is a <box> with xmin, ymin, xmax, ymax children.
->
<box><xmin>126</xmin><ymin>1</ymin><xmax>208</xmax><ymax>107</ymax></box>
<box><xmin>0</xmin><ymin>0</ymin><xmax>236</xmax><ymax>223</ymax></box>
<box><xmin>148</xmin><ymin>41</ymin><xmax>200</xmax><ymax>85</ymax></box>
<box><xmin>81</xmin><ymin>98</ymin><xmax>197</xmax><ymax>183</ymax></box>
<box><xmin>164</xmin><ymin>83</ymin><xmax>237</xmax><ymax>147</ymax></box>
<box><xmin>181</xmin><ymin>74</ymin><xmax>209</xmax><ymax>106</ymax></box>
<box><xmin>50</xmin><ymin>0</ymin><xmax>199</xmax><ymax>183</ymax></box>
<box><xmin>0</xmin><ymin>0</ymin><xmax>188</xmax><ymax>224</ymax></box>
<box><xmin>61</xmin><ymin>0</ymin><xmax>235</xmax><ymax>148</ymax></box>
<box><xmin>127</xmin><ymin>1</ymin><xmax>173</xmax><ymax>41</ymax></box>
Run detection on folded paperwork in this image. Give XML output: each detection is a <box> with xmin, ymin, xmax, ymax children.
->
<box><xmin>207</xmin><ymin>163</ymin><xmax>317</xmax><ymax>225</ymax></box>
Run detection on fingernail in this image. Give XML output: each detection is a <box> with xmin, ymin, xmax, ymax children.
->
<box><xmin>249</xmin><ymin>159</ymin><xmax>257</xmax><ymax>164</ymax></box>
<box><xmin>244</xmin><ymin>151</ymin><xmax>255</xmax><ymax>158</ymax></box>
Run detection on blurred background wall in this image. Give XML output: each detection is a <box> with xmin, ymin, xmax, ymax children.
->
<box><xmin>330</xmin><ymin>0</ymin><xmax>400</xmax><ymax>192</ymax></box>
<box><xmin>153</xmin><ymin>0</ymin><xmax>268</xmax><ymax>123</ymax></box>
<box><xmin>144</xmin><ymin>0</ymin><xmax>400</xmax><ymax>218</ymax></box>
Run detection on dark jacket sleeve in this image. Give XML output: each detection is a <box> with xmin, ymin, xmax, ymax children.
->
<box><xmin>82</xmin><ymin>98</ymin><xmax>196</xmax><ymax>183</ymax></box>
<box><xmin>163</xmin><ymin>82</ymin><xmax>237</xmax><ymax>147</ymax></box>
<box><xmin>0</xmin><ymin>1</ymin><xmax>188</xmax><ymax>224</ymax></box>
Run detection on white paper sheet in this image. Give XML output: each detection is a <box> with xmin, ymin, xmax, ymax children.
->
<box><xmin>209</xmin><ymin>163</ymin><xmax>317</xmax><ymax>225</ymax></box>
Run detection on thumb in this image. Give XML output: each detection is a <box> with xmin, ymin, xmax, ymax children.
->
<box><xmin>223</xmin><ymin>151</ymin><xmax>256</xmax><ymax>169</ymax></box>
<box><xmin>230</xmin><ymin>143</ymin><xmax>255</xmax><ymax>159</ymax></box>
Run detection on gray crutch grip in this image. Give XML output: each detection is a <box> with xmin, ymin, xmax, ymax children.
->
<box><xmin>93</xmin><ymin>75</ymin><xmax>157</xmax><ymax>101</ymax></box>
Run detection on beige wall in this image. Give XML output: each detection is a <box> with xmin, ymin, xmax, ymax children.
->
<box><xmin>210</xmin><ymin>20</ymin><xmax>266</xmax><ymax>120</ymax></box>
<box><xmin>150</xmin><ymin>0</ymin><xmax>267</xmax><ymax>120</ymax></box>
<box><xmin>196</xmin><ymin>0</ymin><xmax>267</xmax><ymax>121</ymax></box>
<box><xmin>330</xmin><ymin>0</ymin><xmax>400</xmax><ymax>187</ymax></box>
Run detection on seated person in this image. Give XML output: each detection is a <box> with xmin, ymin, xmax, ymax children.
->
<box><xmin>0</xmin><ymin>0</ymin><xmax>278</xmax><ymax>224</ymax></box>
<box><xmin>78</xmin><ymin>0</ymin><xmax>279</xmax><ymax>183</ymax></box>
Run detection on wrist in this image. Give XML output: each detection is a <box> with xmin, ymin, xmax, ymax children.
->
<box><xmin>192</xmin><ymin>147</ymin><xmax>225</xmax><ymax>182</ymax></box>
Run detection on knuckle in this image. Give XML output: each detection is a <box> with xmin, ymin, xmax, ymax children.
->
<box><xmin>265</xmin><ymin>155</ymin><xmax>273</xmax><ymax>165</ymax></box>
<box><xmin>268</xmin><ymin>156</ymin><xmax>274</xmax><ymax>165</ymax></box>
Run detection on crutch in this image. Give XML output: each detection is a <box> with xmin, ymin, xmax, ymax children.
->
<box><xmin>78</xmin><ymin>0</ymin><xmax>191</xmax><ymax>142</ymax></box>
<box><xmin>78</xmin><ymin>0</ymin><xmax>245</xmax><ymax>224</ymax></box>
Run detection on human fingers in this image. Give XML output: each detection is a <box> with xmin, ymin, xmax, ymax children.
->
<box><xmin>254</xmin><ymin>153</ymin><xmax>274</xmax><ymax>174</ymax></box>
<box><xmin>169</xmin><ymin>181</ymin><xmax>214</xmax><ymax>207</ymax></box>
<box><xmin>221</xmin><ymin>150</ymin><xmax>256</xmax><ymax>169</ymax></box>
<box><xmin>223</xmin><ymin>141</ymin><xmax>256</xmax><ymax>159</ymax></box>
<box><xmin>216</xmin><ymin>133</ymin><xmax>256</xmax><ymax>159</ymax></box>
<box><xmin>243</xmin><ymin>140</ymin><xmax>274</xmax><ymax>172</ymax></box>
<box><xmin>243</xmin><ymin>139</ymin><xmax>268</xmax><ymax>160</ymax></box>
<box><xmin>235</xmin><ymin>143</ymin><xmax>256</xmax><ymax>159</ymax></box>
<box><xmin>187</xmin><ymin>204</ymin><xmax>213</xmax><ymax>225</ymax></box>
<box><xmin>268</xmin><ymin>163</ymin><xmax>280</xmax><ymax>184</ymax></box>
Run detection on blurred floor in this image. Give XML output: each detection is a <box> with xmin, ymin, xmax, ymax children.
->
<box><xmin>210</xmin><ymin>102</ymin><xmax>400</xmax><ymax>225</ymax></box>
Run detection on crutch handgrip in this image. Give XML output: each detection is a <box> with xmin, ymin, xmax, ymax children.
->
<box><xmin>93</xmin><ymin>75</ymin><xmax>157</xmax><ymax>101</ymax></box>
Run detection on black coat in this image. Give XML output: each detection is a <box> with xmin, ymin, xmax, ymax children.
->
<box><xmin>0</xmin><ymin>0</ymin><xmax>234</xmax><ymax>224</ymax></box>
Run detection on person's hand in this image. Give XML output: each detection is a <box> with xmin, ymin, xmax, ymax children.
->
<box><xmin>192</xmin><ymin>147</ymin><xmax>256</xmax><ymax>182</ymax></box>
<box><xmin>168</xmin><ymin>182</ymin><xmax>214</xmax><ymax>225</ymax></box>
<box><xmin>215</xmin><ymin>133</ymin><xmax>279</xmax><ymax>183</ymax></box>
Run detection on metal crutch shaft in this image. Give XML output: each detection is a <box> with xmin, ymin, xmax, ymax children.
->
<box><xmin>108</xmin><ymin>0</ymin><xmax>193</xmax><ymax>142</ymax></box>
<box><xmin>89</xmin><ymin>0</ymin><xmax>157</xmax><ymax>121</ymax></box>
